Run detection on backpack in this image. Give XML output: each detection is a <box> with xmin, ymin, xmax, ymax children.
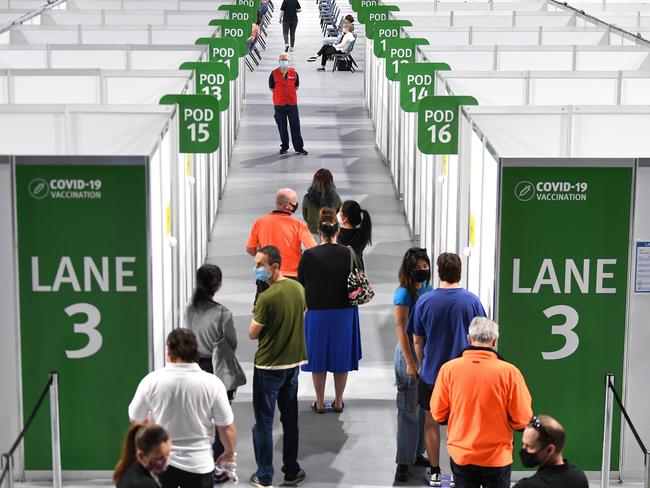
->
<box><xmin>336</xmin><ymin>58</ymin><xmax>352</xmax><ymax>71</ymax></box>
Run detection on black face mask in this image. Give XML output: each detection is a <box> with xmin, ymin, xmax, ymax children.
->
<box><xmin>411</xmin><ymin>269</ymin><xmax>431</xmax><ymax>283</ymax></box>
<box><xmin>519</xmin><ymin>448</ymin><xmax>541</xmax><ymax>468</ymax></box>
<box><xmin>289</xmin><ymin>202</ymin><xmax>298</xmax><ymax>213</ymax></box>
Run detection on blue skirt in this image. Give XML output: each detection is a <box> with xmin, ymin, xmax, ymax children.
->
<box><xmin>301</xmin><ymin>307</ymin><xmax>362</xmax><ymax>373</ymax></box>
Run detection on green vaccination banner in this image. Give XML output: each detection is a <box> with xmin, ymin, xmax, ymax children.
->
<box><xmin>16</xmin><ymin>163</ymin><xmax>149</xmax><ymax>469</ymax></box>
<box><xmin>498</xmin><ymin>165</ymin><xmax>632</xmax><ymax>470</ymax></box>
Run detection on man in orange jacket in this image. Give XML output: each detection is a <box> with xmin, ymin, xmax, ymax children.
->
<box><xmin>268</xmin><ymin>53</ymin><xmax>308</xmax><ymax>156</ymax></box>
<box><xmin>430</xmin><ymin>317</ymin><xmax>533</xmax><ymax>488</ymax></box>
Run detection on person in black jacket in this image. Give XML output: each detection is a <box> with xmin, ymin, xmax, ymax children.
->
<box><xmin>337</xmin><ymin>200</ymin><xmax>372</xmax><ymax>270</ymax></box>
<box><xmin>514</xmin><ymin>415</ymin><xmax>588</xmax><ymax>488</ymax></box>
<box><xmin>113</xmin><ymin>422</ymin><xmax>171</xmax><ymax>488</ymax></box>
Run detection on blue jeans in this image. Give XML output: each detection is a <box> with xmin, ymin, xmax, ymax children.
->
<box><xmin>394</xmin><ymin>343</ymin><xmax>425</xmax><ymax>465</ymax></box>
<box><xmin>252</xmin><ymin>367</ymin><xmax>301</xmax><ymax>484</ymax></box>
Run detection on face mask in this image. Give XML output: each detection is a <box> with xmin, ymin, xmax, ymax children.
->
<box><xmin>146</xmin><ymin>456</ymin><xmax>169</xmax><ymax>475</ymax></box>
<box><xmin>411</xmin><ymin>269</ymin><xmax>431</xmax><ymax>283</ymax></box>
<box><xmin>289</xmin><ymin>202</ymin><xmax>298</xmax><ymax>213</ymax></box>
<box><xmin>279</xmin><ymin>60</ymin><xmax>289</xmax><ymax>68</ymax></box>
<box><xmin>519</xmin><ymin>448</ymin><xmax>541</xmax><ymax>468</ymax></box>
<box><xmin>254</xmin><ymin>266</ymin><xmax>272</xmax><ymax>282</ymax></box>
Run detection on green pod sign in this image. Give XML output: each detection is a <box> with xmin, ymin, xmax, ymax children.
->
<box><xmin>219</xmin><ymin>4</ymin><xmax>256</xmax><ymax>24</ymax></box>
<box><xmin>359</xmin><ymin>4</ymin><xmax>398</xmax><ymax>32</ymax></box>
<box><xmin>399</xmin><ymin>63</ymin><xmax>450</xmax><ymax>112</ymax></box>
<box><xmin>17</xmin><ymin>161</ymin><xmax>148</xmax><ymax>469</ymax></box>
<box><xmin>351</xmin><ymin>0</ymin><xmax>378</xmax><ymax>15</ymax></box>
<box><xmin>236</xmin><ymin>0</ymin><xmax>258</xmax><ymax>7</ymax></box>
<box><xmin>196</xmin><ymin>37</ymin><xmax>240</xmax><ymax>80</ymax></box>
<box><xmin>384</xmin><ymin>37</ymin><xmax>428</xmax><ymax>81</ymax></box>
<box><xmin>160</xmin><ymin>94</ymin><xmax>220</xmax><ymax>153</ymax></box>
<box><xmin>180</xmin><ymin>62</ymin><xmax>230</xmax><ymax>111</ymax></box>
<box><xmin>373</xmin><ymin>19</ymin><xmax>411</xmax><ymax>57</ymax></box>
<box><xmin>417</xmin><ymin>95</ymin><xmax>477</xmax><ymax>154</ymax></box>
<box><xmin>209</xmin><ymin>19</ymin><xmax>250</xmax><ymax>56</ymax></box>
<box><xmin>498</xmin><ymin>165</ymin><xmax>632</xmax><ymax>470</ymax></box>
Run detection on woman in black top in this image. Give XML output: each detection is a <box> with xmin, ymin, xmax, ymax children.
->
<box><xmin>113</xmin><ymin>423</ymin><xmax>171</xmax><ymax>488</ymax></box>
<box><xmin>337</xmin><ymin>200</ymin><xmax>372</xmax><ymax>270</ymax></box>
<box><xmin>298</xmin><ymin>208</ymin><xmax>362</xmax><ymax>414</ymax></box>
<box><xmin>279</xmin><ymin>0</ymin><xmax>301</xmax><ymax>52</ymax></box>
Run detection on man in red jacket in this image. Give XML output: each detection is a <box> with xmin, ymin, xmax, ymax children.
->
<box><xmin>269</xmin><ymin>53</ymin><xmax>308</xmax><ymax>156</ymax></box>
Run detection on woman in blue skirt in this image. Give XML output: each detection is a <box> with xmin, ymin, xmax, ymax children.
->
<box><xmin>298</xmin><ymin>207</ymin><xmax>362</xmax><ymax>414</ymax></box>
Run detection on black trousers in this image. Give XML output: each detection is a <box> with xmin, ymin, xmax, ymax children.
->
<box><xmin>273</xmin><ymin>105</ymin><xmax>304</xmax><ymax>151</ymax></box>
<box><xmin>316</xmin><ymin>45</ymin><xmax>342</xmax><ymax>66</ymax></box>
<box><xmin>450</xmin><ymin>459</ymin><xmax>511</xmax><ymax>488</ymax></box>
<box><xmin>160</xmin><ymin>465</ymin><xmax>213</xmax><ymax>488</ymax></box>
<box><xmin>282</xmin><ymin>20</ymin><xmax>298</xmax><ymax>47</ymax></box>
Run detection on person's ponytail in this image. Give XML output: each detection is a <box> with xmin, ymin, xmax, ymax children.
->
<box><xmin>359</xmin><ymin>209</ymin><xmax>372</xmax><ymax>247</ymax></box>
<box><xmin>113</xmin><ymin>423</ymin><xmax>170</xmax><ymax>483</ymax></box>
<box><xmin>113</xmin><ymin>422</ymin><xmax>142</xmax><ymax>483</ymax></box>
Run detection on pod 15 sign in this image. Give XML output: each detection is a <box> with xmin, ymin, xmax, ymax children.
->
<box><xmin>160</xmin><ymin>94</ymin><xmax>220</xmax><ymax>153</ymax></box>
<box><xmin>417</xmin><ymin>95</ymin><xmax>478</xmax><ymax>154</ymax></box>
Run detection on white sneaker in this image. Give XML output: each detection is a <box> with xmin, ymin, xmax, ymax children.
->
<box><xmin>289</xmin><ymin>46</ymin><xmax>294</xmax><ymax>52</ymax></box>
<box><xmin>450</xmin><ymin>473</ymin><xmax>456</xmax><ymax>487</ymax></box>
<box><xmin>428</xmin><ymin>471</ymin><xmax>441</xmax><ymax>487</ymax></box>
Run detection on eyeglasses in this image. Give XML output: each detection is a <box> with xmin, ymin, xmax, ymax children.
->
<box><xmin>529</xmin><ymin>416</ymin><xmax>554</xmax><ymax>446</ymax></box>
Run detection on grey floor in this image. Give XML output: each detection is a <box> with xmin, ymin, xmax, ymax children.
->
<box><xmin>13</xmin><ymin>1</ymin><xmax>645</xmax><ymax>487</ymax></box>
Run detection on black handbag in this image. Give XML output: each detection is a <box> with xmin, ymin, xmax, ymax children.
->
<box><xmin>346</xmin><ymin>247</ymin><xmax>375</xmax><ymax>305</ymax></box>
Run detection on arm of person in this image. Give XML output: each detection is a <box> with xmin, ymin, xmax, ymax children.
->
<box><xmin>268</xmin><ymin>72</ymin><xmax>275</xmax><ymax>92</ymax></box>
<box><xmin>215</xmin><ymin>423</ymin><xmax>238</xmax><ymax>464</ymax></box>
<box><xmin>395</xmin><ymin>304</ymin><xmax>417</xmax><ymax>379</ymax></box>
<box><xmin>508</xmin><ymin>368</ymin><xmax>534</xmax><ymax>431</ymax></box>
<box><xmin>278</xmin><ymin>2</ymin><xmax>284</xmax><ymax>22</ymax></box>
<box><xmin>413</xmin><ymin>334</ymin><xmax>425</xmax><ymax>374</ymax></box>
<box><xmin>222</xmin><ymin>309</ymin><xmax>237</xmax><ymax>350</ymax></box>
<box><xmin>249</xmin><ymin>296</ymin><xmax>267</xmax><ymax>340</ymax></box>
<box><xmin>299</xmin><ymin>222</ymin><xmax>317</xmax><ymax>249</ymax></box>
<box><xmin>295</xmin><ymin>71</ymin><xmax>299</xmax><ymax>89</ymax></box>
<box><xmin>430</xmin><ymin>367</ymin><xmax>450</xmax><ymax>424</ymax></box>
<box><xmin>248</xmin><ymin>319</ymin><xmax>264</xmax><ymax>340</ymax></box>
<box><xmin>296</xmin><ymin>0</ymin><xmax>301</xmax><ymax>12</ymax></box>
<box><xmin>128</xmin><ymin>376</ymin><xmax>151</xmax><ymax>422</ymax></box>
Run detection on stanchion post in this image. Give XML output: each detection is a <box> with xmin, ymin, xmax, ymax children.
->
<box><xmin>3</xmin><ymin>454</ymin><xmax>14</xmax><ymax>488</ymax></box>
<box><xmin>645</xmin><ymin>451</ymin><xmax>650</xmax><ymax>488</ymax></box>
<box><xmin>49</xmin><ymin>372</ymin><xmax>62</xmax><ymax>488</ymax></box>
<box><xmin>601</xmin><ymin>373</ymin><xmax>615</xmax><ymax>488</ymax></box>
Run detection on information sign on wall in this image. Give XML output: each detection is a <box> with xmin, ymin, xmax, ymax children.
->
<box><xmin>160</xmin><ymin>94</ymin><xmax>221</xmax><ymax>153</ymax></box>
<box><xmin>195</xmin><ymin>37</ymin><xmax>240</xmax><ymax>80</ymax></box>
<box><xmin>16</xmin><ymin>162</ymin><xmax>149</xmax><ymax>469</ymax></box>
<box><xmin>373</xmin><ymin>20</ymin><xmax>411</xmax><ymax>57</ymax></box>
<box><xmin>180</xmin><ymin>62</ymin><xmax>230</xmax><ymax>111</ymax></box>
<box><xmin>399</xmin><ymin>63</ymin><xmax>450</xmax><ymax>112</ymax></box>
<box><xmin>384</xmin><ymin>37</ymin><xmax>429</xmax><ymax>81</ymax></box>
<box><xmin>498</xmin><ymin>165</ymin><xmax>632</xmax><ymax>470</ymax></box>
<box><xmin>359</xmin><ymin>5</ymin><xmax>399</xmax><ymax>35</ymax></box>
<box><xmin>417</xmin><ymin>95</ymin><xmax>478</xmax><ymax>154</ymax></box>
<box><xmin>210</xmin><ymin>19</ymin><xmax>250</xmax><ymax>56</ymax></box>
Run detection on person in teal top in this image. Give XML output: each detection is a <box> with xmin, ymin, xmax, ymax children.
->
<box><xmin>393</xmin><ymin>247</ymin><xmax>433</xmax><ymax>482</ymax></box>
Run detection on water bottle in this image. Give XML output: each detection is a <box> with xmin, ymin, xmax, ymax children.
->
<box><xmin>215</xmin><ymin>461</ymin><xmax>239</xmax><ymax>484</ymax></box>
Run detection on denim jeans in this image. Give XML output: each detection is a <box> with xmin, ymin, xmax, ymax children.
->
<box><xmin>394</xmin><ymin>343</ymin><xmax>425</xmax><ymax>465</ymax></box>
<box><xmin>252</xmin><ymin>366</ymin><xmax>301</xmax><ymax>484</ymax></box>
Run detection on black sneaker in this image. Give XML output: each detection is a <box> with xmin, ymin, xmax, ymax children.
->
<box><xmin>284</xmin><ymin>45</ymin><xmax>290</xmax><ymax>52</ymax></box>
<box><xmin>279</xmin><ymin>148</ymin><xmax>288</xmax><ymax>155</ymax></box>
<box><xmin>214</xmin><ymin>471</ymin><xmax>230</xmax><ymax>484</ymax></box>
<box><xmin>283</xmin><ymin>469</ymin><xmax>305</xmax><ymax>486</ymax></box>
<box><xmin>394</xmin><ymin>464</ymin><xmax>409</xmax><ymax>482</ymax></box>
<box><xmin>295</xmin><ymin>149</ymin><xmax>308</xmax><ymax>155</ymax></box>
<box><xmin>414</xmin><ymin>454</ymin><xmax>430</xmax><ymax>467</ymax></box>
<box><xmin>307</xmin><ymin>56</ymin><xmax>317</xmax><ymax>62</ymax></box>
<box><xmin>428</xmin><ymin>470</ymin><xmax>441</xmax><ymax>487</ymax></box>
<box><xmin>250</xmin><ymin>473</ymin><xmax>273</xmax><ymax>488</ymax></box>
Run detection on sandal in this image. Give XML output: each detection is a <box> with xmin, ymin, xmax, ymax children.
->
<box><xmin>332</xmin><ymin>401</ymin><xmax>344</xmax><ymax>413</ymax></box>
<box><xmin>311</xmin><ymin>401</ymin><xmax>326</xmax><ymax>414</ymax></box>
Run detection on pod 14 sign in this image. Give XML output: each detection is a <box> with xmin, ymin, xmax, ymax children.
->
<box><xmin>16</xmin><ymin>162</ymin><xmax>148</xmax><ymax>469</ymax></box>
<box><xmin>498</xmin><ymin>165</ymin><xmax>632</xmax><ymax>470</ymax></box>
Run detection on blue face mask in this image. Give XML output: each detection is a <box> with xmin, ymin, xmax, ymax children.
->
<box><xmin>254</xmin><ymin>266</ymin><xmax>272</xmax><ymax>282</ymax></box>
<box><xmin>279</xmin><ymin>60</ymin><xmax>289</xmax><ymax>68</ymax></box>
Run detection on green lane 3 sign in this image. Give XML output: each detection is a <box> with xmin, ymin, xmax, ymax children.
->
<box><xmin>359</xmin><ymin>5</ymin><xmax>398</xmax><ymax>33</ymax></box>
<box><xmin>373</xmin><ymin>19</ymin><xmax>411</xmax><ymax>57</ymax></box>
<box><xmin>384</xmin><ymin>37</ymin><xmax>429</xmax><ymax>81</ymax></box>
<box><xmin>417</xmin><ymin>95</ymin><xmax>478</xmax><ymax>154</ymax></box>
<box><xmin>196</xmin><ymin>37</ymin><xmax>239</xmax><ymax>80</ymax></box>
<box><xmin>180</xmin><ymin>62</ymin><xmax>230</xmax><ymax>111</ymax></box>
<box><xmin>16</xmin><ymin>162</ymin><xmax>148</xmax><ymax>469</ymax></box>
<box><xmin>210</xmin><ymin>19</ymin><xmax>250</xmax><ymax>56</ymax></box>
<box><xmin>160</xmin><ymin>94</ymin><xmax>220</xmax><ymax>153</ymax></box>
<box><xmin>400</xmin><ymin>63</ymin><xmax>450</xmax><ymax>112</ymax></box>
<box><xmin>498</xmin><ymin>165</ymin><xmax>632</xmax><ymax>470</ymax></box>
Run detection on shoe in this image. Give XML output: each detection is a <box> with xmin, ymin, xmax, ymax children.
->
<box><xmin>250</xmin><ymin>473</ymin><xmax>273</xmax><ymax>488</ymax></box>
<box><xmin>428</xmin><ymin>470</ymin><xmax>441</xmax><ymax>487</ymax></box>
<box><xmin>307</xmin><ymin>56</ymin><xmax>317</xmax><ymax>62</ymax></box>
<box><xmin>289</xmin><ymin>46</ymin><xmax>294</xmax><ymax>52</ymax></box>
<box><xmin>414</xmin><ymin>454</ymin><xmax>430</xmax><ymax>467</ymax></box>
<box><xmin>282</xmin><ymin>469</ymin><xmax>305</xmax><ymax>486</ymax></box>
<box><xmin>284</xmin><ymin>45</ymin><xmax>289</xmax><ymax>52</ymax></box>
<box><xmin>295</xmin><ymin>149</ymin><xmax>308</xmax><ymax>155</ymax></box>
<box><xmin>311</xmin><ymin>401</ymin><xmax>325</xmax><ymax>413</ymax></box>
<box><xmin>394</xmin><ymin>464</ymin><xmax>409</xmax><ymax>483</ymax></box>
<box><xmin>316</xmin><ymin>66</ymin><xmax>325</xmax><ymax>71</ymax></box>
<box><xmin>279</xmin><ymin>148</ymin><xmax>288</xmax><ymax>155</ymax></box>
<box><xmin>332</xmin><ymin>400</ymin><xmax>344</xmax><ymax>413</ymax></box>
<box><xmin>214</xmin><ymin>471</ymin><xmax>230</xmax><ymax>484</ymax></box>
<box><xmin>450</xmin><ymin>473</ymin><xmax>456</xmax><ymax>487</ymax></box>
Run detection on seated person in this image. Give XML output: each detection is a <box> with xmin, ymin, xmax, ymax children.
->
<box><xmin>321</xmin><ymin>15</ymin><xmax>354</xmax><ymax>46</ymax></box>
<box><xmin>247</xmin><ymin>21</ymin><xmax>261</xmax><ymax>51</ymax></box>
<box><xmin>313</xmin><ymin>22</ymin><xmax>355</xmax><ymax>71</ymax></box>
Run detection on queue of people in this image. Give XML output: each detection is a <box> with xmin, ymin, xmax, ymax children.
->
<box><xmin>115</xmin><ymin>169</ymin><xmax>588</xmax><ymax>488</ymax></box>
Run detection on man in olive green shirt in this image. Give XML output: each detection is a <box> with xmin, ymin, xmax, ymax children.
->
<box><xmin>248</xmin><ymin>245</ymin><xmax>307</xmax><ymax>488</ymax></box>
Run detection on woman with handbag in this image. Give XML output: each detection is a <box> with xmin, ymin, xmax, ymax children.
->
<box><xmin>337</xmin><ymin>200</ymin><xmax>372</xmax><ymax>270</ymax></box>
<box><xmin>184</xmin><ymin>264</ymin><xmax>246</xmax><ymax>480</ymax></box>
<box><xmin>298</xmin><ymin>208</ymin><xmax>363</xmax><ymax>414</ymax></box>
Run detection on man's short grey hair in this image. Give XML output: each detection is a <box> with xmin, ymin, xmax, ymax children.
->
<box><xmin>279</xmin><ymin>53</ymin><xmax>290</xmax><ymax>60</ymax></box>
<box><xmin>468</xmin><ymin>317</ymin><xmax>499</xmax><ymax>343</ymax></box>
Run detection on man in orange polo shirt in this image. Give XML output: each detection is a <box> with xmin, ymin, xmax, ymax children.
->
<box><xmin>430</xmin><ymin>317</ymin><xmax>532</xmax><ymax>488</ymax></box>
<box><xmin>246</xmin><ymin>188</ymin><xmax>317</xmax><ymax>297</ymax></box>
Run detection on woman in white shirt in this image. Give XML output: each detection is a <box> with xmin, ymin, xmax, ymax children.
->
<box><xmin>314</xmin><ymin>22</ymin><xmax>355</xmax><ymax>71</ymax></box>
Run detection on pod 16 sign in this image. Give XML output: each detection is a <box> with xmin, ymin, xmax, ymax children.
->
<box><xmin>417</xmin><ymin>95</ymin><xmax>478</xmax><ymax>154</ymax></box>
<box><xmin>180</xmin><ymin>62</ymin><xmax>230</xmax><ymax>111</ymax></box>
<box><xmin>160</xmin><ymin>94</ymin><xmax>220</xmax><ymax>153</ymax></box>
